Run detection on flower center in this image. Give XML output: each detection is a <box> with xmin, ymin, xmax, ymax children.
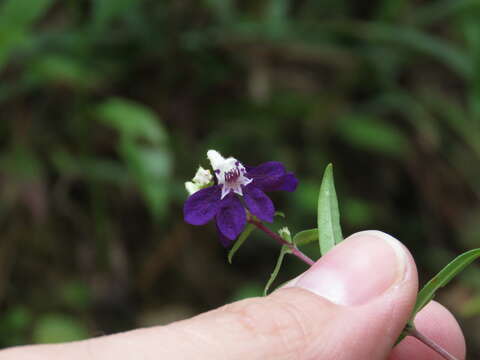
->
<box><xmin>224</xmin><ymin>166</ymin><xmax>241</xmax><ymax>183</ymax></box>
<box><xmin>207</xmin><ymin>150</ymin><xmax>252</xmax><ymax>199</ymax></box>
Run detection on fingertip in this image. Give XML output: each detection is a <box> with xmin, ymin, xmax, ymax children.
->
<box><xmin>390</xmin><ymin>301</ymin><xmax>466</xmax><ymax>360</ymax></box>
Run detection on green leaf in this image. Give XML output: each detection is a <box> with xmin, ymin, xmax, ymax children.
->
<box><xmin>412</xmin><ymin>248</ymin><xmax>480</xmax><ymax>317</ymax></box>
<box><xmin>411</xmin><ymin>0</ymin><xmax>472</xmax><ymax>26</ymax></box>
<box><xmin>375</xmin><ymin>0</ymin><xmax>408</xmax><ymax>21</ymax></box>
<box><xmin>60</xmin><ymin>281</ymin><xmax>91</xmax><ymax>311</ymax></box>
<box><xmin>4</xmin><ymin>306</ymin><xmax>32</xmax><ymax>331</ymax></box>
<box><xmin>293</xmin><ymin>229</ymin><xmax>318</xmax><ymax>246</ymax></box>
<box><xmin>229</xmin><ymin>283</ymin><xmax>263</xmax><ymax>302</ymax></box>
<box><xmin>0</xmin><ymin>146</ymin><xmax>44</xmax><ymax>181</ymax></box>
<box><xmin>336</xmin><ymin>115</ymin><xmax>409</xmax><ymax>157</ymax></box>
<box><xmin>318</xmin><ymin>164</ymin><xmax>343</xmax><ymax>255</ymax></box>
<box><xmin>120</xmin><ymin>143</ymin><xmax>172</xmax><ymax>219</ymax></box>
<box><xmin>228</xmin><ymin>224</ymin><xmax>255</xmax><ymax>264</ymax></box>
<box><xmin>28</xmin><ymin>55</ymin><xmax>102</xmax><ymax>89</ymax></box>
<box><xmin>359</xmin><ymin>23</ymin><xmax>472</xmax><ymax>78</ymax></box>
<box><xmin>0</xmin><ymin>0</ymin><xmax>52</xmax><ymax>29</ymax></box>
<box><xmin>275</xmin><ymin>211</ymin><xmax>286</xmax><ymax>218</ymax></box>
<box><xmin>33</xmin><ymin>314</ymin><xmax>88</xmax><ymax>344</ymax></box>
<box><xmin>0</xmin><ymin>0</ymin><xmax>53</xmax><ymax>70</ymax></box>
<box><xmin>264</xmin><ymin>245</ymin><xmax>291</xmax><ymax>296</ymax></box>
<box><xmin>91</xmin><ymin>0</ymin><xmax>141</xmax><ymax>29</ymax></box>
<box><xmin>265</xmin><ymin>0</ymin><xmax>289</xmax><ymax>37</ymax></box>
<box><xmin>96</xmin><ymin>97</ymin><xmax>166</xmax><ymax>145</ymax></box>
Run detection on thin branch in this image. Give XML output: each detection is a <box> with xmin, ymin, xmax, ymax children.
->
<box><xmin>248</xmin><ymin>218</ymin><xmax>315</xmax><ymax>266</ymax></box>
<box><xmin>408</xmin><ymin>327</ymin><xmax>458</xmax><ymax>360</ymax></box>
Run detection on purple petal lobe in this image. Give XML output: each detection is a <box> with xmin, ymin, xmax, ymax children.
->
<box><xmin>243</xmin><ymin>185</ymin><xmax>275</xmax><ymax>222</ymax></box>
<box><xmin>247</xmin><ymin>161</ymin><xmax>285</xmax><ymax>183</ymax></box>
<box><xmin>247</xmin><ymin>162</ymin><xmax>297</xmax><ymax>192</ymax></box>
<box><xmin>216</xmin><ymin>195</ymin><xmax>246</xmax><ymax>240</ymax></box>
<box><xmin>275</xmin><ymin>172</ymin><xmax>298</xmax><ymax>192</ymax></box>
<box><xmin>184</xmin><ymin>185</ymin><xmax>222</xmax><ymax>225</ymax></box>
<box><xmin>216</xmin><ymin>223</ymin><xmax>235</xmax><ymax>247</ymax></box>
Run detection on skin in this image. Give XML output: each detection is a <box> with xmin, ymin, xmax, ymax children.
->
<box><xmin>0</xmin><ymin>231</ymin><xmax>466</xmax><ymax>360</ymax></box>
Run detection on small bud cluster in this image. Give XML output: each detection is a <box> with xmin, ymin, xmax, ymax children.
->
<box><xmin>185</xmin><ymin>166</ymin><xmax>213</xmax><ymax>195</ymax></box>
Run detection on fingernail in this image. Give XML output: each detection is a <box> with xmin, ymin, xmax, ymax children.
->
<box><xmin>293</xmin><ymin>230</ymin><xmax>409</xmax><ymax>306</ymax></box>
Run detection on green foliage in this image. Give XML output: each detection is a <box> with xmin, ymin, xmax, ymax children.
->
<box><xmin>96</xmin><ymin>97</ymin><xmax>172</xmax><ymax>219</ymax></box>
<box><xmin>60</xmin><ymin>281</ymin><xmax>91</xmax><ymax>311</ymax></box>
<box><xmin>293</xmin><ymin>229</ymin><xmax>318</xmax><ymax>246</ymax></box>
<box><xmin>318</xmin><ymin>164</ymin><xmax>343</xmax><ymax>255</ymax></box>
<box><xmin>120</xmin><ymin>142</ymin><xmax>172</xmax><ymax>219</ymax></box>
<box><xmin>32</xmin><ymin>314</ymin><xmax>88</xmax><ymax>344</ymax></box>
<box><xmin>0</xmin><ymin>0</ymin><xmax>53</xmax><ymax>69</ymax></box>
<box><xmin>357</xmin><ymin>23</ymin><xmax>472</xmax><ymax>78</ymax></box>
<box><xmin>413</xmin><ymin>249</ymin><xmax>480</xmax><ymax>317</ymax></box>
<box><xmin>229</xmin><ymin>283</ymin><xmax>264</xmax><ymax>301</ymax></box>
<box><xmin>228</xmin><ymin>224</ymin><xmax>255</xmax><ymax>264</ymax></box>
<box><xmin>343</xmin><ymin>198</ymin><xmax>376</xmax><ymax>227</ymax></box>
<box><xmin>96</xmin><ymin>98</ymin><xmax>167</xmax><ymax>146</ymax></box>
<box><xmin>0</xmin><ymin>306</ymin><xmax>32</xmax><ymax>346</ymax></box>
<box><xmin>28</xmin><ymin>55</ymin><xmax>102</xmax><ymax>89</ymax></box>
<box><xmin>51</xmin><ymin>151</ymin><xmax>129</xmax><ymax>183</ymax></box>
<box><xmin>206</xmin><ymin>0</ymin><xmax>236</xmax><ymax>23</ymax></box>
<box><xmin>91</xmin><ymin>0</ymin><xmax>142</xmax><ymax>29</ymax></box>
<box><xmin>264</xmin><ymin>245</ymin><xmax>291</xmax><ymax>296</ymax></box>
<box><xmin>336</xmin><ymin>116</ymin><xmax>409</xmax><ymax>157</ymax></box>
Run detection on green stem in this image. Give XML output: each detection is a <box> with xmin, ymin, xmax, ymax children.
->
<box><xmin>248</xmin><ymin>218</ymin><xmax>315</xmax><ymax>266</ymax></box>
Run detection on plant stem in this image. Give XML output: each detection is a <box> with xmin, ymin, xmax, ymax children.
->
<box><xmin>248</xmin><ymin>218</ymin><xmax>315</xmax><ymax>266</ymax></box>
<box><xmin>408</xmin><ymin>327</ymin><xmax>458</xmax><ymax>360</ymax></box>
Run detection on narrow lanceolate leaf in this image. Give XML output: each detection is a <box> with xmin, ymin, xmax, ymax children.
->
<box><xmin>264</xmin><ymin>245</ymin><xmax>291</xmax><ymax>296</ymax></box>
<box><xmin>412</xmin><ymin>248</ymin><xmax>480</xmax><ymax>317</ymax></box>
<box><xmin>293</xmin><ymin>229</ymin><xmax>318</xmax><ymax>246</ymax></box>
<box><xmin>228</xmin><ymin>224</ymin><xmax>255</xmax><ymax>264</ymax></box>
<box><xmin>318</xmin><ymin>164</ymin><xmax>343</xmax><ymax>255</ymax></box>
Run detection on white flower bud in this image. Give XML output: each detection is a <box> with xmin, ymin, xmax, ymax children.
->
<box><xmin>185</xmin><ymin>181</ymin><xmax>201</xmax><ymax>195</ymax></box>
<box><xmin>278</xmin><ymin>227</ymin><xmax>292</xmax><ymax>242</ymax></box>
<box><xmin>192</xmin><ymin>166</ymin><xmax>213</xmax><ymax>186</ymax></box>
<box><xmin>185</xmin><ymin>166</ymin><xmax>214</xmax><ymax>195</ymax></box>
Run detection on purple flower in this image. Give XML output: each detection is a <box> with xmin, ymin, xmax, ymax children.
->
<box><xmin>183</xmin><ymin>150</ymin><xmax>298</xmax><ymax>246</ymax></box>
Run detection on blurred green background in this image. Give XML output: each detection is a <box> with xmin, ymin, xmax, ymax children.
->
<box><xmin>1</xmin><ymin>0</ymin><xmax>480</xmax><ymax>355</ymax></box>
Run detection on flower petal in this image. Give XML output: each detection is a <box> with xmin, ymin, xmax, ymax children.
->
<box><xmin>247</xmin><ymin>161</ymin><xmax>285</xmax><ymax>183</ymax></box>
<box><xmin>247</xmin><ymin>162</ymin><xmax>297</xmax><ymax>192</ymax></box>
<box><xmin>216</xmin><ymin>195</ymin><xmax>246</xmax><ymax>240</ymax></box>
<box><xmin>216</xmin><ymin>222</ymin><xmax>235</xmax><ymax>247</ymax></box>
<box><xmin>274</xmin><ymin>172</ymin><xmax>298</xmax><ymax>192</ymax></box>
<box><xmin>243</xmin><ymin>185</ymin><xmax>275</xmax><ymax>223</ymax></box>
<box><xmin>184</xmin><ymin>185</ymin><xmax>222</xmax><ymax>225</ymax></box>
